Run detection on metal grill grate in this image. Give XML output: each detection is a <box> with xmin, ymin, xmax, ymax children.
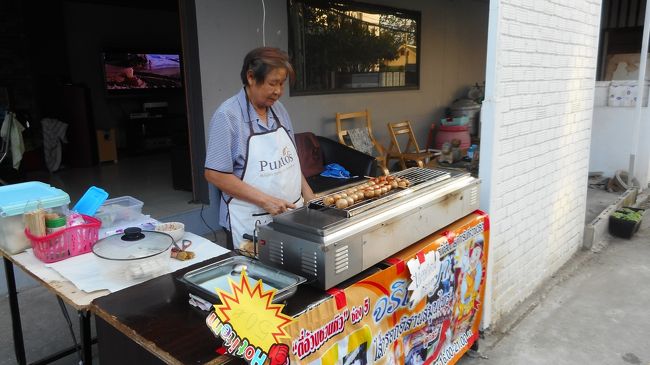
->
<box><xmin>308</xmin><ymin>168</ymin><xmax>451</xmax><ymax>217</ymax></box>
<box><xmin>392</xmin><ymin>167</ymin><xmax>450</xmax><ymax>185</ymax></box>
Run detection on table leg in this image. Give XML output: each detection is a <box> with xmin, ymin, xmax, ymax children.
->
<box><xmin>79</xmin><ymin>310</ymin><xmax>92</xmax><ymax>365</ymax></box>
<box><xmin>4</xmin><ymin>257</ymin><xmax>26</xmax><ymax>365</ymax></box>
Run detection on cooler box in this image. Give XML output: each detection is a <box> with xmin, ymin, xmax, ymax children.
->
<box><xmin>0</xmin><ymin>182</ymin><xmax>70</xmax><ymax>254</ymax></box>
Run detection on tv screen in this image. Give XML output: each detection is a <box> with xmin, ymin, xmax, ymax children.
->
<box><xmin>102</xmin><ymin>52</ymin><xmax>183</xmax><ymax>91</ymax></box>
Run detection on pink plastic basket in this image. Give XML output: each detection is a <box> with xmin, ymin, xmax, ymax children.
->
<box><xmin>25</xmin><ymin>215</ymin><xmax>101</xmax><ymax>263</ymax></box>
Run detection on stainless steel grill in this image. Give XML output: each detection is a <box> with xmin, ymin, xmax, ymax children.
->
<box><xmin>258</xmin><ymin>168</ymin><xmax>480</xmax><ymax>289</ymax></box>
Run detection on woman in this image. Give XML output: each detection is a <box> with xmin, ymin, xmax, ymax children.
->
<box><xmin>204</xmin><ymin>47</ymin><xmax>315</xmax><ymax>250</ymax></box>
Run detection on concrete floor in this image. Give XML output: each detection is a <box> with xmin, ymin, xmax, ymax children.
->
<box><xmin>25</xmin><ymin>153</ymin><xmax>196</xmax><ymax>219</ymax></box>
<box><xmin>0</xmin><ymin>284</ymin><xmax>98</xmax><ymax>365</ymax></box>
<box><xmin>459</xmin><ymin>209</ymin><xmax>650</xmax><ymax>365</ymax></box>
<box><xmin>585</xmin><ymin>187</ymin><xmax>621</xmax><ymax>223</ymax></box>
<box><xmin>0</xmin><ymin>189</ymin><xmax>645</xmax><ymax>365</ymax></box>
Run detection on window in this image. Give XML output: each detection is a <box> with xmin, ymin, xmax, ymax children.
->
<box><xmin>287</xmin><ymin>0</ymin><xmax>421</xmax><ymax>95</ymax></box>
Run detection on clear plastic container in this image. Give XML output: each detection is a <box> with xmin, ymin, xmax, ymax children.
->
<box><xmin>94</xmin><ymin>196</ymin><xmax>144</xmax><ymax>229</ymax></box>
<box><xmin>0</xmin><ymin>182</ymin><xmax>70</xmax><ymax>254</ymax></box>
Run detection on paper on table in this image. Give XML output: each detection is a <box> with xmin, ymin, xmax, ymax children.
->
<box><xmin>45</xmin><ymin>232</ymin><xmax>229</xmax><ymax>293</ymax></box>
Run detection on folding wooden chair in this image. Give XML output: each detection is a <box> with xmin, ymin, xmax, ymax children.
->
<box><xmin>335</xmin><ymin>109</ymin><xmax>389</xmax><ymax>175</ymax></box>
<box><xmin>386</xmin><ymin>120</ymin><xmax>434</xmax><ymax>170</ymax></box>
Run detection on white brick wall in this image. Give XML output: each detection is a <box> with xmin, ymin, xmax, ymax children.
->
<box><xmin>480</xmin><ymin>0</ymin><xmax>602</xmax><ymax>325</ymax></box>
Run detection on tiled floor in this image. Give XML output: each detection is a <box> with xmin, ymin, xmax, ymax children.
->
<box><xmin>0</xmin><ymin>155</ymin><xmax>216</xmax><ymax>364</ymax></box>
<box><xmin>0</xmin><ymin>285</ymin><xmax>98</xmax><ymax>365</ymax></box>
<box><xmin>25</xmin><ymin>153</ymin><xmax>198</xmax><ymax>219</ymax></box>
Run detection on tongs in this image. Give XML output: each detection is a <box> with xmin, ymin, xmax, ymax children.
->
<box><xmin>171</xmin><ymin>239</ymin><xmax>195</xmax><ymax>260</ymax></box>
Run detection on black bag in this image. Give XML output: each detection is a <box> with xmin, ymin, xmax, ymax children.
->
<box><xmin>294</xmin><ymin>132</ymin><xmax>324</xmax><ymax>178</ymax></box>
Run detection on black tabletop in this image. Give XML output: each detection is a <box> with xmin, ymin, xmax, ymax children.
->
<box><xmin>92</xmin><ymin>252</ymin><xmax>330</xmax><ymax>364</ymax></box>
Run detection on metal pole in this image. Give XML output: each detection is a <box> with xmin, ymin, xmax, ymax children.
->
<box><xmin>630</xmin><ymin>0</ymin><xmax>650</xmax><ymax>186</ymax></box>
<box><xmin>4</xmin><ymin>257</ymin><xmax>26</xmax><ymax>365</ymax></box>
<box><xmin>79</xmin><ymin>311</ymin><xmax>93</xmax><ymax>365</ymax></box>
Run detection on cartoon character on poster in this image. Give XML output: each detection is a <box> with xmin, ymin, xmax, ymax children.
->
<box><xmin>402</xmin><ymin>254</ymin><xmax>455</xmax><ymax>365</ymax></box>
<box><xmin>307</xmin><ymin>325</ymin><xmax>372</xmax><ymax>365</ymax></box>
<box><xmin>451</xmin><ymin>234</ymin><xmax>484</xmax><ymax>338</ymax></box>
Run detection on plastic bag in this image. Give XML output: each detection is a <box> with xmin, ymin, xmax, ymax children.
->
<box><xmin>320</xmin><ymin>163</ymin><xmax>350</xmax><ymax>179</ymax></box>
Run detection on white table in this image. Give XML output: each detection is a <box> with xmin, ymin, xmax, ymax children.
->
<box><xmin>2</xmin><ymin>233</ymin><xmax>227</xmax><ymax>365</ymax></box>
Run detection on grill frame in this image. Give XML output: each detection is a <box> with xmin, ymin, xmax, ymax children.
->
<box><xmin>308</xmin><ymin>168</ymin><xmax>451</xmax><ymax>218</ymax></box>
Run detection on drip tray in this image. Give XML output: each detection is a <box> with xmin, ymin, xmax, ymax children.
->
<box><xmin>180</xmin><ymin>256</ymin><xmax>306</xmax><ymax>303</ymax></box>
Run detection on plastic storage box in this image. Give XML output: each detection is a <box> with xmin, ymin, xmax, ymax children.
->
<box><xmin>94</xmin><ymin>196</ymin><xmax>144</xmax><ymax>229</ymax></box>
<box><xmin>72</xmin><ymin>186</ymin><xmax>108</xmax><ymax>216</ymax></box>
<box><xmin>0</xmin><ymin>182</ymin><xmax>70</xmax><ymax>254</ymax></box>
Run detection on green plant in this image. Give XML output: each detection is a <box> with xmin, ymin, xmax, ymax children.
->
<box><xmin>611</xmin><ymin>208</ymin><xmax>643</xmax><ymax>223</ymax></box>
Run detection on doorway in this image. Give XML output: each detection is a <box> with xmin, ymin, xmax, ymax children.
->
<box><xmin>0</xmin><ymin>0</ymin><xmax>207</xmax><ymax>219</ymax></box>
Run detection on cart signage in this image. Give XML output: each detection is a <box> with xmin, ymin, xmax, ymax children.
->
<box><xmin>407</xmin><ymin>249</ymin><xmax>442</xmax><ymax>306</ymax></box>
<box><xmin>281</xmin><ymin>212</ymin><xmax>489</xmax><ymax>365</ymax></box>
<box><xmin>206</xmin><ymin>270</ymin><xmax>294</xmax><ymax>365</ymax></box>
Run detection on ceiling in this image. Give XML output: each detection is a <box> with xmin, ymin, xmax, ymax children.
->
<box><xmin>65</xmin><ymin>0</ymin><xmax>178</xmax><ymax>12</ymax></box>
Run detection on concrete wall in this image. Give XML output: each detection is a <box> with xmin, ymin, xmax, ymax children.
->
<box><xmin>195</xmin><ymin>0</ymin><xmax>489</xmax><ymax>145</ymax></box>
<box><xmin>480</xmin><ymin>0</ymin><xmax>602</xmax><ymax>325</ymax></box>
<box><xmin>590</xmin><ymin>106</ymin><xmax>650</xmax><ymax>185</ymax></box>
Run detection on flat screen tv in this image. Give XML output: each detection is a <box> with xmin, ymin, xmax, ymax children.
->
<box><xmin>102</xmin><ymin>52</ymin><xmax>183</xmax><ymax>92</ymax></box>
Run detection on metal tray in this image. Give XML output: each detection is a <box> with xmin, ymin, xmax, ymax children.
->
<box><xmin>180</xmin><ymin>256</ymin><xmax>306</xmax><ymax>303</ymax></box>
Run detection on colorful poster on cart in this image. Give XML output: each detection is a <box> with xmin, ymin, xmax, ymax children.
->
<box><xmin>284</xmin><ymin>211</ymin><xmax>489</xmax><ymax>365</ymax></box>
<box><xmin>205</xmin><ymin>270</ymin><xmax>294</xmax><ymax>365</ymax></box>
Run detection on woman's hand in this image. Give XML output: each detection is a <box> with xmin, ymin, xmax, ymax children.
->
<box><xmin>261</xmin><ymin>196</ymin><xmax>296</xmax><ymax>215</ymax></box>
<box><xmin>205</xmin><ymin>169</ymin><xmax>300</xmax><ymax>214</ymax></box>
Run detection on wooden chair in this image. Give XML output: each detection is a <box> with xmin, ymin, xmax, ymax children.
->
<box><xmin>335</xmin><ymin>109</ymin><xmax>389</xmax><ymax>175</ymax></box>
<box><xmin>386</xmin><ymin>120</ymin><xmax>435</xmax><ymax>170</ymax></box>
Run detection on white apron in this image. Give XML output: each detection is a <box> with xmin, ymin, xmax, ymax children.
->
<box><xmin>227</xmin><ymin>106</ymin><xmax>303</xmax><ymax>250</ymax></box>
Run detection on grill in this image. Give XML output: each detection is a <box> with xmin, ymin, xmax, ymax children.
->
<box><xmin>308</xmin><ymin>168</ymin><xmax>450</xmax><ymax>218</ymax></box>
<box><xmin>258</xmin><ymin>168</ymin><xmax>480</xmax><ymax>289</ymax></box>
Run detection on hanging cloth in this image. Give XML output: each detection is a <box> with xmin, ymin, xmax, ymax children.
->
<box><xmin>41</xmin><ymin>118</ymin><xmax>68</xmax><ymax>172</ymax></box>
<box><xmin>0</xmin><ymin>112</ymin><xmax>25</xmax><ymax>170</ymax></box>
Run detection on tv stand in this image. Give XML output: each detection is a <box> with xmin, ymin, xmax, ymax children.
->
<box><xmin>125</xmin><ymin>114</ymin><xmax>184</xmax><ymax>155</ymax></box>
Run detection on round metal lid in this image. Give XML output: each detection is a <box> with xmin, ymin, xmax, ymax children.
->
<box><xmin>451</xmin><ymin>98</ymin><xmax>480</xmax><ymax>110</ymax></box>
<box><xmin>92</xmin><ymin>227</ymin><xmax>173</xmax><ymax>261</ymax></box>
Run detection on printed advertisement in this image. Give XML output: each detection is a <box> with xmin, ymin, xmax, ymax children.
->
<box><xmin>283</xmin><ymin>211</ymin><xmax>489</xmax><ymax>365</ymax></box>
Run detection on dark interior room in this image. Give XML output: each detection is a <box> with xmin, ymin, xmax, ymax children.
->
<box><xmin>0</xmin><ymin>0</ymin><xmax>197</xmax><ymax>218</ymax></box>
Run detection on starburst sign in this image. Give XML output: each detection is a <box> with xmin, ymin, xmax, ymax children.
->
<box><xmin>213</xmin><ymin>270</ymin><xmax>293</xmax><ymax>352</ymax></box>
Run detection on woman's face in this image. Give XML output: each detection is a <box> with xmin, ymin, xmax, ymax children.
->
<box><xmin>247</xmin><ymin>67</ymin><xmax>287</xmax><ymax>109</ymax></box>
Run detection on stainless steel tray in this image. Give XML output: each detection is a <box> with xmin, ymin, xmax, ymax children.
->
<box><xmin>180</xmin><ymin>256</ymin><xmax>306</xmax><ymax>303</ymax></box>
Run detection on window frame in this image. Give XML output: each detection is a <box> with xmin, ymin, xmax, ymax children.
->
<box><xmin>287</xmin><ymin>0</ymin><xmax>422</xmax><ymax>96</ymax></box>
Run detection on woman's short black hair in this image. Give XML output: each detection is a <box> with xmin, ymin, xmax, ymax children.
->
<box><xmin>240</xmin><ymin>47</ymin><xmax>295</xmax><ymax>86</ymax></box>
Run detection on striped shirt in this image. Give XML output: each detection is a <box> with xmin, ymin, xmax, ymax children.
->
<box><xmin>205</xmin><ymin>87</ymin><xmax>295</xmax><ymax>228</ymax></box>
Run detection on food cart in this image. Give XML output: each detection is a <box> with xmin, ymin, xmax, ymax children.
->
<box><xmin>2</xmin><ymin>168</ymin><xmax>488</xmax><ymax>365</ymax></box>
<box><xmin>92</xmin><ymin>209</ymin><xmax>488</xmax><ymax>365</ymax></box>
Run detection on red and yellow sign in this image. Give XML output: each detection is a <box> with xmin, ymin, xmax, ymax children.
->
<box><xmin>282</xmin><ymin>211</ymin><xmax>489</xmax><ymax>365</ymax></box>
<box><xmin>206</xmin><ymin>211</ymin><xmax>489</xmax><ymax>365</ymax></box>
<box><xmin>206</xmin><ymin>270</ymin><xmax>294</xmax><ymax>365</ymax></box>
